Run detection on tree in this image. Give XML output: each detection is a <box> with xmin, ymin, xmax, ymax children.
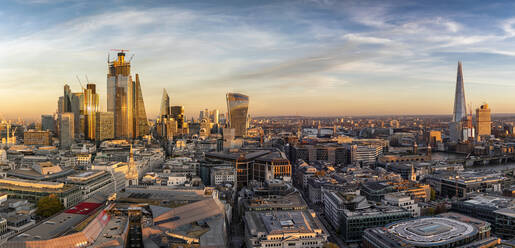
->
<box><xmin>36</xmin><ymin>194</ymin><xmax>64</xmax><ymax>218</ymax></box>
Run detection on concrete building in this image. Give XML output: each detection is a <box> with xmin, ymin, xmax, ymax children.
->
<box><xmin>210</xmin><ymin>166</ymin><xmax>236</xmax><ymax>186</ymax></box>
<box><xmin>59</xmin><ymin>112</ymin><xmax>74</xmax><ymax>149</ymax></box>
<box><xmin>0</xmin><ymin>177</ymin><xmax>81</xmax><ymax>208</ymax></box>
<box><xmin>383</xmin><ymin>192</ymin><xmax>420</xmax><ymax>217</ymax></box>
<box><xmin>452</xmin><ymin>194</ymin><xmax>515</xmax><ymax>239</ymax></box>
<box><xmin>244</xmin><ymin>210</ymin><xmax>328</xmax><ymax>248</ymax></box>
<box><xmin>95</xmin><ymin>112</ymin><xmax>114</xmax><ymax>141</ymax></box>
<box><xmin>65</xmin><ymin>170</ymin><xmax>116</xmax><ymax>200</ymax></box>
<box><xmin>41</xmin><ymin>115</ymin><xmax>56</xmax><ymax>133</ymax></box>
<box><xmin>24</xmin><ymin>130</ymin><xmax>52</xmax><ymax>146</ymax></box>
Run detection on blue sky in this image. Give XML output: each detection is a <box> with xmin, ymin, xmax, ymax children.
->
<box><xmin>2</xmin><ymin>0</ymin><xmax>515</xmax><ymax>119</ymax></box>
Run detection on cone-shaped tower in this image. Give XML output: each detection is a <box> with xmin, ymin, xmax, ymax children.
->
<box><xmin>453</xmin><ymin>61</ymin><xmax>467</xmax><ymax>122</ymax></box>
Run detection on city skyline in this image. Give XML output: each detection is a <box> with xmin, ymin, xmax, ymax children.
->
<box><xmin>4</xmin><ymin>1</ymin><xmax>515</xmax><ymax>119</ymax></box>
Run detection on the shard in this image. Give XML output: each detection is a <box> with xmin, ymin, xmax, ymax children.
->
<box><xmin>453</xmin><ymin>61</ymin><xmax>467</xmax><ymax>122</ymax></box>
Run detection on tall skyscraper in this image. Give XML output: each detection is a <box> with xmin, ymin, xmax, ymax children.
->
<box><xmin>453</xmin><ymin>61</ymin><xmax>467</xmax><ymax>122</ymax></box>
<box><xmin>59</xmin><ymin>113</ymin><xmax>74</xmax><ymax>149</ymax></box>
<box><xmin>450</xmin><ymin>62</ymin><xmax>467</xmax><ymax>142</ymax></box>
<box><xmin>107</xmin><ymin>51</ymin><xmax>149</xmax><ymax>139</ymax></box>
<box><xmin>83</xmin><ymin>84</ymin><xmax>99</xmax><ymax>140</ymax></box>
<box><xmin>160</xmin><ymin>89</ymin><xmax>170</xmax><ymax>118</ymax></box>
<box><xmin>226</xmin><ymin>93</ymin><xmax>249</xmax><ymax>137</ymax></box>
<box><xmin>63</xmin><ymin>84</ymin><xmax>73</xmax><ymax>113</ymax></box>
<box><xmin>210</xmin><ymin>109</ymin><xmax>219</xmax><ymax>124</ymax></box>
<box><xmin>476</xmin><ymin>103</ymin><xmax>491</xmax><ymax>139</ymax></box>
<box><xmin>133</xmin><ymin>74</ymin><xmax>150</xmax><ymax>138</ymax></box>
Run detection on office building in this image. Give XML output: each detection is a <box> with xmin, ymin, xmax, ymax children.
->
<box><xmin>363</xmin><ymin>212</ymin><xmax>498</xmax><ymax>248</ymax></box>
<box><xmin>160</xmin><ymin>88</ymin><xmax>170</xmax><ymax>117</ymax></box>
<box><xmin>41</xmin><ymin>115</ymin><xmax>55</xmax><ymax>133</ymax></box>
<box><xmin>452</xmin><ymin>194</ymin><xmax>515</xmax><ymax>239</ymax></box>
<box><xmin>0</xmin><ymin>177</ymin><xmax>81</xmax><ymax>208</ymax></box>
<box><xmin>95</xmin><ymin>112</ymin><xmax>114</xmax><ymax>141</ymax></box>
<box><xmin>59</xmin><ymin>112</ymin><xmax>74</xmax><ymax>149</ymax></box>
<box><xmin>476</xmin><ymin>103</ymin><xmax>491</xmax><ymax>139</ymax></box>
<box><xmin>243</xmin><ymin>210</ymin><xmax>328</xmax><ymax>248</ymax></box>
<box><xmin>107</xmin><ymin>51</ymin><xmax>149</xmax><ymax>139</ymax></box>
<box><xmin>226</xmin><ymin>92</ymin><xmax>249</xmax><ymax>137</ymax></box>
<box><xmin>23</xmin><ymin>130</ymin><xmax>51</xmax><ymax>146</ymax></box>
<box><xmin>170</xmin><ymin>106</ymin><xmax>185</xmax><ymax>129</ymax></box>
<box><xmin>83</xmin><ymin>84</ymin><xmax>99</xmax><ymax>140</ymax></box>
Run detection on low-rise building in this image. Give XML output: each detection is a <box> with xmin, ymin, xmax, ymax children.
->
<box><xmin>244</xmin><ymin>210</ymin><xmax>328</xmax><ymax>248</ymax></box>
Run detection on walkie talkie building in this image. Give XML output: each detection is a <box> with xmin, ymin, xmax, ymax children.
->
<box><xmin>226</xmin><ymin>93</ymin><xmax>249</xmax><ymax>137</ymax></box>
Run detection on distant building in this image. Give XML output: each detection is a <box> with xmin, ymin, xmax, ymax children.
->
<box><xmin>226</xmin><ymin>92</ymin><xmax>249</xmax><ymax>137</ymax></box>
<box><xmin>24</xmin><ymin>130</ymin><xmax>51</xmax><ymax>146</ymax></box>
<box><xmin>59</xmin><ymin>112</ymin><xmax>74</xmax><ymax>149</ymax></box>
<box><xmin>449</xmin><ymin>61</ymin><xmax>467</xmax><ymax>142</ymax></box>
<box><xmin>41</xmin><ymin>115</ymin><xmax>55</xmax><ymax>133</ymax></box>
<box><xmin>476</xmin><ymin>103</ymin><xmax>492</xmax><ymax>139</ymax></box>
<box><xmin>83</xmin><ymin>84</ymin><xmax>100</xmax><ymax>140</ymax></box>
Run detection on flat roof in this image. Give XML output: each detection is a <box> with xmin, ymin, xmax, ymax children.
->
<box><xmin>386</xmin><ymin>217</ymin><xmax>477</xmax><ymax>246</ymax></box>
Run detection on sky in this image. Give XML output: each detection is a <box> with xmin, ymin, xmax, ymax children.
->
<box><xmin>2</xmin><ymin>0</ymin><xmax>515</xmax><ymax>120</ymax></box>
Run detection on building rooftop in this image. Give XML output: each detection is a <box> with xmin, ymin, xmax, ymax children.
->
<box><xmin>386</xmin><ymin>217</ymin><xmax>478</xmax><ymax>246</ymax></box>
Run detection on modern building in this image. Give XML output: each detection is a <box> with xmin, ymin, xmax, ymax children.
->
<box><xmin>160</xmin><ymin>88</ymin><xmax>170</xmax><ymax>117</ymax></box>
<box><xmin>24</xmin><ymin>130</ymin><xmax>51</xmax><ymax>146</ymax></box>
<box><xmin>363</xmin><ymin>212</ymin><xmax>498</xmax><ymax>248</ymax></box>
<box><xmin>243</xmin><ymin>210</ymin><xmax>328</xmax><ymax>248</ymax></box>
<box><xmin>383</xmin><ymin>192</ymin><xmax>420</xmax><ymax>217</ymax></box>
<box><xmin>170</xmin><ymin>105</ymin><xmax>185</xmax><ymax>129</ymax></box>
<box><xmin>0</xmin><ymin>177</ymin><xmax>81</xmax><ymax>208</ymax></box>
<box><xmin>425</xmin><ymin>172</ymin><xmax>504</xmax><ymax>199</ymax></box>
<box><xmin>95</xmin><ymin>112</ymin><xmax>114</xmax><ymax>141</ymax></box>
<box><xmin>65</xmin><ymin>170</ymin><xmax>116</xmax><ymax>200</ymax></box>
<box><xmin>226</xmin><ymin>92</ymin><xmax>249</xmax><ymax>137</ymax></box>
<box><xmin>106</xmin><ymin>51</ymin><xmax>149</xmax><ymax>139</ymax></box>
<box><xmin>449</xmin><ymin>61</ymin><xmax>467</xmax><ymax>142</ymax></box>
<box><xmin>41</xmin><ymin>115</ymin><xmax>55</xmax><ymax>133</ymax></box>
<box><xmin>83</xmin><ymin>83</ymin><xmax>100</xmax><ymax>140</ymax></box>
<box><xmin>452</xmin><ymin>194</ymin><xmax>515</xmax><ymax>239</ymax></box>
<box><xmin>59</xmin><ymin>112</ymin><xmax>74</xmax><ymax>149</ymax></box>
<box><xmin>476</xmin><ymin>103</ymin><xmax>491</xmax><ymax>139</ymax></box>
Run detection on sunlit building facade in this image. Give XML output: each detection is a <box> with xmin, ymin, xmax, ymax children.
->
<box><xmin>226</xmin><ymin>92</ymin><xmax>249</xmax><ymax>137</ymax></box>
<box><xmin>107</xmin><ymin>51</ymin><xmax>149</xmax><ymax>139</ymax></box>
<box><xmin>476</xmin><ymin>103</ymin><xmax>492</xmax><ymax>139</ymax></box>
<box><xmin>83</xmin><ymin>84</ymin><xmax>99</xmax><ymax>140</ymax></box>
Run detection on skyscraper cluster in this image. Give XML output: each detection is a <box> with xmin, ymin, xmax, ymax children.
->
<box><xmin>156</xmin><ymin>88</ymin><xmax>188</xmax><ymax>140</ymax></box>
<box><xmin>55</xmin><ymin>50</ymin><xmax>149</xmax><ymax>147</ymax></box>
<box><xmin>107</xmin><ymin>51</ymin><xmax>149</xmax><ymax>139</ymax></box>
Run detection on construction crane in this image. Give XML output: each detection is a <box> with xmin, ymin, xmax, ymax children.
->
<box><xmin>111</xmin><ymin>49</ymin><xmax>129</xmax><ymax>53</ymax></box>
<box><xmin>76</xmin><ymin>76</ymin><xmax>84</xmax><ymax>90</ymax></box>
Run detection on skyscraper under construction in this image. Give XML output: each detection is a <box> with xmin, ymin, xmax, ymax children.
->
<box><xmin>107</xmin><ymin>50</ymin><xmax>149</xmax><ymax>139</ymax></box>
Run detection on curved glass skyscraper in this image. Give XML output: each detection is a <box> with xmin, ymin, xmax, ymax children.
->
<box><xmin>226</xmin><ymin>93</ymin><xmax>249</xmax><ymax>137</ymax></box>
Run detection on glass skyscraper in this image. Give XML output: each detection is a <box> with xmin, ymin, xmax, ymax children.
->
<box><xmin>226</xmin><ymin>93</ymin><xmax>249</xmax><ymax>137</ymax></box>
